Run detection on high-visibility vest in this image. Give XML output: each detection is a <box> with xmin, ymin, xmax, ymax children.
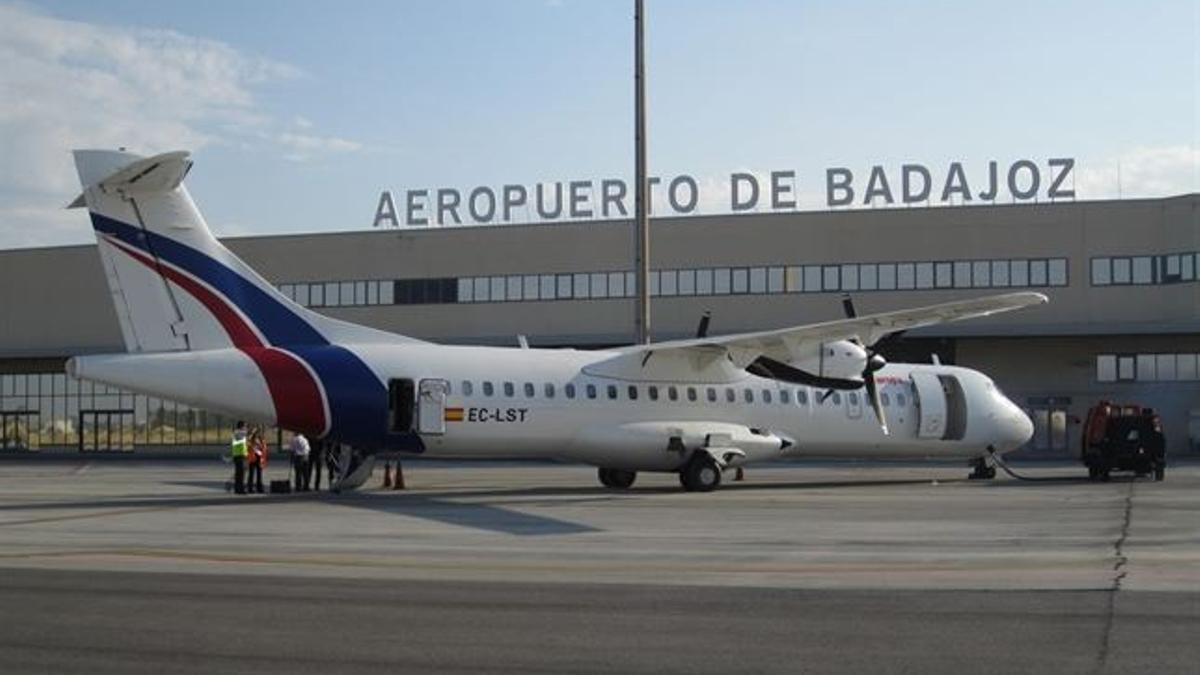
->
<box><xmin>230</xmin><ymin>435</ymin><xmax>248</xmax><ymax>458</ymax></box>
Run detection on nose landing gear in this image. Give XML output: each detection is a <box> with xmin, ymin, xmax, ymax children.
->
<box><xmin>968</xmin><ymin>456</ymin><xmax>996</xmax><ymax>480</ymax></box>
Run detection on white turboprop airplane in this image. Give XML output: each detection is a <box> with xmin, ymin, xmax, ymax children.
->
<box><xmin>67</xmin><ymin>149</ymin><xmax>1042</xmax><ymax>491</ymax></box>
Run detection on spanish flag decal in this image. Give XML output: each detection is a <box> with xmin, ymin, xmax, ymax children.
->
<box><xmin>444</xmin><ymin>407</ymin><xmax>464</xmax><ymax>422</ymax></box>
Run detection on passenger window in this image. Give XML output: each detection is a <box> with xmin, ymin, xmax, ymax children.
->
<box><xmin>881</xmin><ymin>392</ymin><xmax>891</xmax><ymax>406</ymax></box>
<box><xmin>707</xmin><ymin>388</ymin><xmax>717</xmax><ymax>402</ymax></box>
<box><xmin>524</xmin><ymin>382</ymin><xmax>535</xmax><ymax>398</ymax></box>
<box><xmin>896</xmin><ymin>393</ymin><xmax>906</xmax><ymax>407</ymax></box>
<box><xmin>648</xmin><ymin>386</ymin><xmax>659</xmax><ymax>401</ymax></box>
<box><xmin>687</xmin><ymin>387</ymin><xmax>697</xmax><ymax>402</ymax></box>
<box><xmin>483</xmin><ymin>382</ymin><xmax>494</xmax><ymax>397</ymax></box>
<box><xmin>565</xmin><ymin>383</ymin><xmax>576</xmax><ymax>399</ymax></box>
<box><xmin>848</xmin><ymin>392</ymin><xmax>858</xmax><ymax>405</ymax></box>
<box><xmin>797</xmin><ymin>388</ymin><xmax>808</xmax><ymax>405</ymax></box>
<box><xmin>668</xmin><ymin>386</ymin><xmax>679</xmax><ymax>401</ymax></box>
<box><xmin>462</xmin><ymin>381</ymin><xmax>473</xmax><ymax>396</ymax></box>
<box><xmin>628</xmin><ymin>385</ymin><xmax>638</xmax><ymax>400</ymax></box>
<box><xmin>744</xmin><ymin>389</ymin><xmax>754</xmax><ymax>403</ymax></box>
<box><xmin>725</xmin><ymin>388</ymin><xmax>735</xmax><ymax>403</ymax></box>
<box><xmin>607</xmin><ymin>385</ymin><xmax>618</xmax><ymax>400</ymax></box>
<box><xmin>586</xmin><ymin>384</ymin><xmax>597</xmax><ymax>399</ymax></box>
<box><xmin>831</xmin><ymin>392</ymin><xmax>842</xmax><ymax>405</ymax></box>
<box><xmin>780</xmin><ymin>389</ymin><xmax>790</xmax><ymax>404</ymax></box>
<box><xmin>544</xmin><ymin>383</ymin><xmax>555</xmax><ymax>398</ymax></box>
<box><xmin>503</xmin><ymin>382</ymin><xmax>515</xmax><ymax>397</ymax></box>
<box><xmin>762</xmin><ymin>389</ymin><xmax>772</xmax><ymax>404</ymax></box>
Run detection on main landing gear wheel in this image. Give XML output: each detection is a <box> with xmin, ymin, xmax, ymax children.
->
<box><xmin>679</xmin><ymin>455</ymin><xmax>722</xmax><ymax>492</ymax></box>
<box><xmin>597</xmin><ymin>468</ymin><xmax>637</xmax><ymax>489</ymax></box>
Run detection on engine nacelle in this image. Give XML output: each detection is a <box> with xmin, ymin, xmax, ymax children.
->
<box><xmin>572</xmin><ymin>421</ymin><xmax>793</xmax><ymax>471</ymax></box>
<box><xmin>788</xmin><ymin>339</ymin><xmax>868</xmax><ymax>381</ymax></box>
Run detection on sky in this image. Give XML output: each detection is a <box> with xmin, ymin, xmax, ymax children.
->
<box><xmin>0</xmin><ymin>0</ymin><xmax>1197</xmax><ymax>249</ymax></box>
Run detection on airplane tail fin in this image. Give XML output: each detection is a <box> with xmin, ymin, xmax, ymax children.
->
<box><xmin>70</xmin><ymin>149</ymin><xmax>410</xmax><ymax>353</ymax></box>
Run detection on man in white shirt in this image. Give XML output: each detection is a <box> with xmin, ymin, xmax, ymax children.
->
<box><xmin>290</xmin><ymin>433</ymin><xmax>311</xmax><ymax>492</ymax></box>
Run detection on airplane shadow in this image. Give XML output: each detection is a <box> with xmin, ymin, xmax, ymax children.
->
<box><xmin>394</xmin><ymin>477</ymin><xmax>962</xmax><ymax>501</ymax></box>
<box><xmin>1</xmin><ymin>473</ymin><xmax>1130</xmax><ymax>535</ymax></box>
<box><xmin>0</xmin><ymin>481</ymin><xmax>602</xmax><ymax>537</ymax></box>
<box><xmin>328</xmin><ymin>491</ymin><xmax>600</xmax><ymax>536</ymax></box>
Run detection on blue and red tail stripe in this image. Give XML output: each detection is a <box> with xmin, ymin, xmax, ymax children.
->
<box><xmin>101</xmin><ymin>234</ymin><xmax>328</xmax><ymax>436</ymax></box>
<box><xmin>91</xmin><ymin>213</ymin><xmax>407</xmax><ymax>450</ymax></box>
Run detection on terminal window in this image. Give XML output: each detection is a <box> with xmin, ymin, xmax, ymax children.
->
<box><xmin>275</xmin><ymin>256</ymin><xmax>1071</xmax><ymax>308</ymax></box>
<box><xmin>1097</xmin><ymin>353</ymin><xmax>1199</xmax><ymax>382</ymax></box>
<box><xmin>1090</xmin><ymin>252</ymin><xmax>1199</xmax><ymax>287</ymax></box>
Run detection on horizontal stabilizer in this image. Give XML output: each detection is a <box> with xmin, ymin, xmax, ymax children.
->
<box><xmin>77</xmin><ymin>150</ymin><xmax>192</xmax><ymax>197</ymax></box>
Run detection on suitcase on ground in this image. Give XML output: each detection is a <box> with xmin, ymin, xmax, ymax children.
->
<box><xmin>269</xmin><ymin>480</ymin><xmax>292</xmax><ymax>494</ymax></box>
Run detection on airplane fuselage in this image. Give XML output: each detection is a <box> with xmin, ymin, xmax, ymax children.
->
<box><xmin>74</xmin><ymin>341</ymin><xmax>1033</xmax><ymax>472</ymax></box>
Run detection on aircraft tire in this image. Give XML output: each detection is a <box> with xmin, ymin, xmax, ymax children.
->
<box><xmin>680</xmin><ymin>456</ymin><xmax>721</xmax><ymax>492</ymax></box>
<box><xmin>598</xmin><ymin>468</ymin><xmax>636</xmax><ymax>489</ymax></box>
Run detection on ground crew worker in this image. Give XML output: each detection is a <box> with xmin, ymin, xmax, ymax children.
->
<box><xmin>230</xmin><ymin>421</ymin><xmax>248</xmax><ymax>495</ymax></box>
<box><xmin>246</xmin><ymin>427</ymin><xmax>267</xmax><ymax>494</ymax></box>
<box><xmin>290</xmin><ymin>432</ymin><xmax>311</xmax><ymax>492</ymax></box>
<box><xmin>310</xmin><ymin>440</ymin><xmax>325</xmax><ymax>491</ymax></box>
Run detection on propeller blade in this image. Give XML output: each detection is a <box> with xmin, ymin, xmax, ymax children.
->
<box><xmin>696</xmin><ymin>311</ymin><xmax>711</xmax><ymax>339</ymax></box>
<box><xmin>841</xmin><ymin>293</ymin><xmax>857</xmax><ymax>319</ymax></box>
<box><xmin>750</xmin><ymin>356</ymin><xmax>862</xmax><ymax>390</ymax></box>
<box><xmin>864</xmin><ymin>374</ymin><xmax>889</xmax><ymax>435</ymax></box>
<box><xmin>820</xmin><ymin>388</ymin><xmax>836</xmax><ymax>403</ymax></box>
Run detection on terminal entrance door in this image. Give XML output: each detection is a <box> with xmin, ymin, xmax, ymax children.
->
<box><xmin>78</xmin><ymin>409</ymin><xmax>135</xmax><ymax>452</ymax></box>
<box><xmin>0</xmin><ymin>411</ymin><xmax>37</xmax><ymax>451</ymax></box>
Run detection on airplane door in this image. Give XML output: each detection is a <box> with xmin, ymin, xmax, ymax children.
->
<box><xmin>910</xmin><ymin>372</ymin><xmax>947</xmax><ymax>439</ymax></box>
<box><xmin>417</xmin><ymin>379</ymin><xmax>448</xmax><ymax>435</ymax></box>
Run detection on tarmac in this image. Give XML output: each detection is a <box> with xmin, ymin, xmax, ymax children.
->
<box><xmin>0</xmin><ymin>458</ymin><xmax>1197</xmax><ymax>674</ymax></box>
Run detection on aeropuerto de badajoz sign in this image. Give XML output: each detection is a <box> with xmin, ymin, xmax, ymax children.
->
<box><xmin>372</xmin><ymin>158</ymin><xmax>1076</xmax><ymax>228</ymax></box>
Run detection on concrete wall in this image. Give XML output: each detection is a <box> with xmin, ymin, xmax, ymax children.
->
<box><xmin>1</xmin><ymin>194</ymin><xmax>1196</xmax><ymax>351</ymax></box>
<box><xmin>0</xmin><ymin>245</ymin><xmax>123</xmax><ymax>356</ymax></box>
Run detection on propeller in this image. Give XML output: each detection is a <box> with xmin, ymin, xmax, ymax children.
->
<box><xmin>833</xmin><ymin>294</ymin><xmax>890</xmax><ymax>435</ymax></box>
<box><xmin>707</xmin><ymin>299</ymin><xmax>894</xmax><ymax>435</ymax></box>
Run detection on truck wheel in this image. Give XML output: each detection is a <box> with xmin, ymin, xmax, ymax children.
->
<box><xmin>1087</xmin><ymin>465</ymin><xmax>1099</xmax><ymax>480</ymax></box>
<box><xmin>1154</xmin><ymin>464</ymin><xmax>1165</xmax><ymax>482</ymax></box>
<box><xmin>1100</xmin><ymin>467</ymin><xmax>1111</xmax><ymax>482</ymax></box>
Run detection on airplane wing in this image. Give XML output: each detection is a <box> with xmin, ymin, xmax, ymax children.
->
<box><xmin>616</xmin><ymin>291</ymin><xmax>1048</xmax><ymax>369</ymax></box>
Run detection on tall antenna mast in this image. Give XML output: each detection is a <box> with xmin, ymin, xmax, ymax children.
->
<box><xmin>633</xmin><ymin>0</ymin><xmax>650</xmax><ymax>344</ymax></box>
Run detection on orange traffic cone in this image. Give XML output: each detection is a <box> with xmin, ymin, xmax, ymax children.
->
<box><xmin>393</xmin><ymin>462</ymin><xmax>405</xmax><ymax>490</ymax></box>
<box><xmin>382</xmin><ymin>462</ymin><xmax>393</xmax><ymax>488</ymax></box>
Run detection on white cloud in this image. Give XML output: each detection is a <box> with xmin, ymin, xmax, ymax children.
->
<box><xmin>1076</xmin><ymin>145</ymin><xmax>1200</xmax><ymax>200</ymax></box>
<box><xmin>0</xmin><ymin>3</ymin><xmax>361</xmax><ymax>248</ymax></box>
<box><xmin>277</xmin><ymin>131</ymin><xmax>363</xmax><ymax>163</ymax></box>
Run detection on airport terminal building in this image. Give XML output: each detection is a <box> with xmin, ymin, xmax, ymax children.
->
<box><xmin>1</xmin><ymin>193</ymin><xmax>1198</xmax><ymax>457</ymax></box>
